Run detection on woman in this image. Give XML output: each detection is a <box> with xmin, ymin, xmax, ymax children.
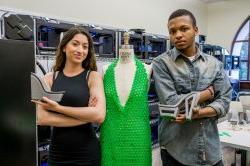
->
<box><xmin>32</xmin><ymin>26</ymin><xmax>105</xmax><ymax>166</ymax></box>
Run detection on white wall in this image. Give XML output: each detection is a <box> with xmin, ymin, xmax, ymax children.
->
<box><xmin>0</xmin><ymin>0</ymin><xmax>207</xmax><ymax>36</ymax></box>
<box><xmin>207</xmin><ymin>0</ymin><xmax>250</xmax><ymax>52</ymax></box>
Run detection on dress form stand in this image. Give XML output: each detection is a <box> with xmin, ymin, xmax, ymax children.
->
<box><xmin>100</xmin><ymin>32</ymin><xmax>152</xmax><ymax>165</ymax></box>
<box><xmin>115</xmin><ymin>32</ymin><xmax>137</xmax><ymax>106</ymax></box>
<box><xmin>103</xmin><ymin>32</ymin><xmax>152</xmax><ymax>106</ymax></box>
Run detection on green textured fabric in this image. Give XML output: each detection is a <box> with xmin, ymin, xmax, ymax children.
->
<box><xmin>100</xmin><ymin>58</ymin><xmax>152</xmax><ymax>166</ymax></box>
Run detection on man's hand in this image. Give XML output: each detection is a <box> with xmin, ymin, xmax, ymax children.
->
<box><xmin>175</xmin><ymin>113</ymin><xmax>186</xmax><ymax>124</ymax></box>
<box><xmin>192</xmin><ymin>107</ymin><xmax>200</xmax><ymax>119</ymax></box>
<box><xmin>207</xmin><ymin>86</ymin><xmax>214</xmax><ymax>99</ymax></box>
<box><xmin>198</xmin><ymin>85</ymin><xmax>215</xmax><ymax>104</ymax></box>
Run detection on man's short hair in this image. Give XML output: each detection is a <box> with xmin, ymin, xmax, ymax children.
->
<box><xmin>168</xmin><ymin>9</ymin><xmax>196</xmax><ymax>27</ymax></box>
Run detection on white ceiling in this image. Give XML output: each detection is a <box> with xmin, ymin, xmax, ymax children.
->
<box><xmin>199</xmin><ymin>0</ymin><xmax>229</xmax><ymax>3</ymax></box>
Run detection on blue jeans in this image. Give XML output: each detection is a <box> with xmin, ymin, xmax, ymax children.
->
<box><xmin>161</xmin><ymin>149</ymin><xmax>224</xmax><ymax>166</ymax></box>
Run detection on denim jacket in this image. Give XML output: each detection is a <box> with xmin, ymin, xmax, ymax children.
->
<box><xmin>152</xmin><ymin>47</ymin><xmax>232</xmax><ymax>166</ymax></box>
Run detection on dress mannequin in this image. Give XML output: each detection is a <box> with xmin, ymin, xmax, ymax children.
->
<box><xmin>102</xmin><ymin>32</ymin><xmax>152</xmax><ymax>106</ymax></box>
<box><xmin>100</xmin><ymin>32</ymin><xmax>152</xmax><ymax>165</ymax></box>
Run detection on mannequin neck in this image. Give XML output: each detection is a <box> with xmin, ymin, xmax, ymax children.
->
<box><xmin>118</xmin><ymin>45</ymin><xmax>135</xmax><ymax>64</ymax></box>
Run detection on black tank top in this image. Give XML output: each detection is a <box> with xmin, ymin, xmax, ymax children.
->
<box><xmin>48</xmin><ymin>70</ymin><xmax>100</xmax><ymax>166</ymax></box>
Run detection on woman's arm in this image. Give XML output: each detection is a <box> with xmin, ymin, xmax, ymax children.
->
<box><xmin>34</xmin><ymin>71</ymin><xmax>106</xmax><ymax>124</ymax></box>
<box><xmin>37</xmin><ymin>105</ymin><xmax>87</xmax><ymax>127</ymax></box>
<box><xmin>33</xmin><ymin>72</ymin><xmax>88</xmax><ymax>126</ymax></box>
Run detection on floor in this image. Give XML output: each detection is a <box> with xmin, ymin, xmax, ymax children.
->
<box><xmin>221</xmin><ymin>146</ymin><xmax>241</xmax><ymax>166</ymax></box>
<box><xmin>152</xmin><ymin>146</ymin><xmax>242</xmax><ymax>166</ymax></box>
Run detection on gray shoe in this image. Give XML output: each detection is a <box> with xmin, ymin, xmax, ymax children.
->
<box><xmin>158</xmin><ymin>92</ymin><xmax>200</xmax><ymax>120</ymax></box>
<box><xmin>31</xmin><ymin>72</ymin><xmax>64</xmax><ymax>102</ymax></box>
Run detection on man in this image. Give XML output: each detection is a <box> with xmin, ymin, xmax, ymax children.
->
<box><xmin>153</xmin><ymin>9</ymin><xmax>232</xmax><ymax>166</ymax></box>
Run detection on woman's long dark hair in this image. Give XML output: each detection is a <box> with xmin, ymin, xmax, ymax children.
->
<box><xmin>53</xmin><ymin>26</ymin><xmax>97</xmax><ymax>71</ymax></box>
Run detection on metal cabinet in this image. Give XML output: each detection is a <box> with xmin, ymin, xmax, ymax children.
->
<box><xmin>0</xmin><ymin>39</ymin><xmax>36</xmax><ymax>166</ymax></box>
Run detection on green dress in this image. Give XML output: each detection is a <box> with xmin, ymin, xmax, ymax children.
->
<box><xmin>100</xmin><ymin>58</ymin><xmax>152</xmax><ymax>166</ymax></box>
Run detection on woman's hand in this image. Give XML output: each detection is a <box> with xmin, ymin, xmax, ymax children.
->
<box><xmin>31</xmin><ymin>96</ymin><xmax>60</xmax><ymax>112</ymax></box>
